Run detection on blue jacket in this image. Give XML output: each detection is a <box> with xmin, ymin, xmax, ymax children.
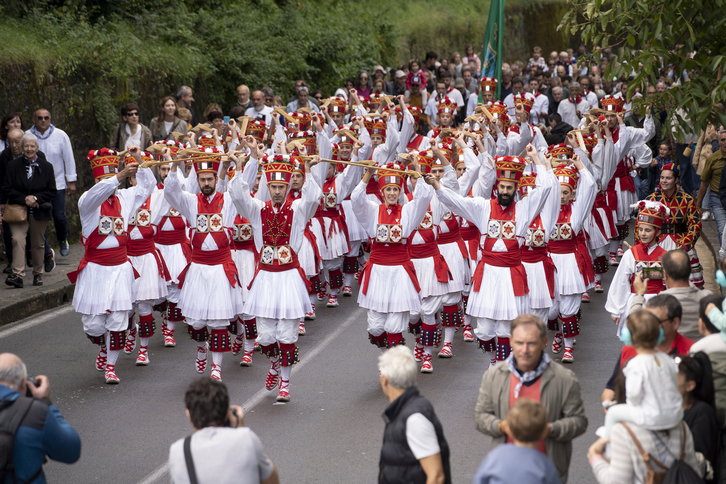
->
<box><xmin>0</xmin><ymin>384</ymin><xmax>81</xmax><ymax>484</ymax></box>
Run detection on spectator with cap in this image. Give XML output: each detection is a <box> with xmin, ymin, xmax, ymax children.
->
<box><xmin>474</xmin><ymin>314</ymin><xmax>588</xmax><ymax>483</ymax></box>
<box><xmin>372</xmin><ymin>65</ymin><xmax>393</xmax><ymax>95</ymax></box>
<box><xmin>393</xmin><ymin>70</ymin><xmax>407</xmax><ymax>96</ymax></box>
<box><xmin>27</xmin><ymin>108</ymin><xmax>76</xmax><ymax>257</ymax></box>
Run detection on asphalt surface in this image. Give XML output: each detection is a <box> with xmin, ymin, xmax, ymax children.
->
<box><xmin>0</xmin><ymin>264</ymin><xmax>638</xmax><ymax>484</ymax></box>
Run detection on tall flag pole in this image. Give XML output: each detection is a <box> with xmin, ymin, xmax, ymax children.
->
<box><xmin>479</xmin><ymin>0</ymin><xmax>505</xmax><ymax>101</ymax></box>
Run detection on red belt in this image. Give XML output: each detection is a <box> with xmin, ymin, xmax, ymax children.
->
<box><xmin>67</xmin><ymin>245</ymin><xmax>139</xmax><ymax>284</ymax></box>
<box><xmin>521</xmin><ymin>247</ymin><xmax>556</xmax><ymax>299</ymax></box>
<box><xmin>409</xmin><ymin>243</ymin><xmax>451</xmax><ymax>283</ymax></box>
<box><xmin>315</xmin><ymin>211</ymin><xmax>351</xmax><ymax>252</ymax></box>
<box><xmin>362</xmin><ymin>247</ymin><xmax>420</xmax><ymax>295</ymax></box>
<box><xmin>127</xmin><ymin>237</ymin><xmax>171</xmax><ymax>281</ymax></box>
<box><xmin>459</xmin><ymin>226</ymin><xmax>480</xmax><ymax>259</ymax></box>
<box><xmin>473</xmin><ymin>249</ymin><xmax>528</xmax><ymax>296</ymax></box>
<box><xmin>232</xmin><ymin>239</ymin><xmax>255</xmax><ymax>251</ymax></box>
<box><xmin>155</xmin><ymin>229</ymin><xmax>192</xmax><ymax>263</ymax></box>
<box><xmin>177</xmin><ymin>247</ymin><xmax>239</xmax><ymax>289</ymax></box>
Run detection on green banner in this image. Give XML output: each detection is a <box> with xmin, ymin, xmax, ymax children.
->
<box><xmin>479</xmin><ymin>0</ymin><xmax>504</xmax><ymax>101</ymax></box>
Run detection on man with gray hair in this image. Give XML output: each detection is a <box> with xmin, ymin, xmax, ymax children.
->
<box><xmin>27</xmin><ymin>108</ymin><xmax>76</xmax><ymax>257</ymax></box>
<box><xmin>0</xmin><ymin>353</ymin><xmax>81</xmax><ymax>483</ymax></box>
<box><xmin>557</xmin><ymin>81</ymin><xmax>590</xmax><ymax>128</ymax></box>
<box><xmin>378</xmin><ymin>345</ymin><xmax>450</xmax><ymax>484</ymax></box>
<box><xmin>474</xmin><ymin>314</ymin><xmax>587</xmax><ymax>483</ymax></box>
<box><xmin>175</xmin><ymin>85</ymin><xmax>197</xmax><ymax>126</ymax></box>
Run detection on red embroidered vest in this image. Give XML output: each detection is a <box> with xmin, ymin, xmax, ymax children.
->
<box><xmin>630</xmin><ymin>243</ymin><xmax>667</xmax><ymax>294</ymax></box>
<box><xmin>407</xmin><ymin>134</ymin><xmax>424</xmax><ymax>151</ymax></box>
<box><xmin>191</xmin><ymin>192</ymin><xmax>229</xmax><ymax>250</ymax></box>
<box><xmin>259</xmin><ymin>199</ymin><xmax>298</xmax><ymax>268</ymax></box>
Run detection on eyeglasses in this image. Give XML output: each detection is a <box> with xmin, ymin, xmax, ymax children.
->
<box><xmin>36</xmin><ymin>116</ymin><xmax>50</xmax><ymax>121</ymax></box>
<box><xmin>360</xmin><ymin>76</ymin><xmax>369</xmax><ymax>81</ymax></box>
<box><xmin>126</xmin><ymin>112</ymin><xmax>139</xmax><ymax>116</ymax></box>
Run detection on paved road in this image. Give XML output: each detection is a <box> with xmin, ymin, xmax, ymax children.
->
<box><xmin>1</xmin><ymin>266</ymin><xmax>630</xmax><ymax>484</ymax></box>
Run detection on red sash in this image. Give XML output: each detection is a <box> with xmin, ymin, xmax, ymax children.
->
<box><xmin>474</xmin><ymin>248</ymin><xmax>529</xmax><ymax>296</ymax></box>
<box><xmin>408</xmin><ymin>243</ymin><xmax>452</xmax><ymax>283</ymax></box>
<box><xmin>459</xmin><ymin>225</ymin><xmax>480</xmax><ymax>260</ymax></box>
<box><xmin>366</xmin><ymin>177</ymin><xmax>384</xmax><ymax>203</ymax></box>
<box><xmin>68</xmin><ymin>196</ymin><xmax>139</xmax><ymax>284</ymax></box>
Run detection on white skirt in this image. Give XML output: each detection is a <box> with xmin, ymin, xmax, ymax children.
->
<box><xmin>358</xmin><ymin>264</ymin><xmax>421</xmax><ymax>313</ymax></box>
<box><xmin>467</xmin><ymin>264</ymin><xmax>529</xmax><ymax>321</ymax></box>
<box><xmin>72</xmin><ymin>261</ymin><xmax>136</xmax><ymax>315</ymax></box>
<box><xmin>298</xmin><ymin>236</ymin><xmax>319</xmax><ymax>277</ymax></box>
<box><xmin>550</xmin><ymin>252</ymin><xmax>586</xmax><ymax>295</ymax></box>
<box><xmin>522</xmin><ymin>260</ymin><xmax>554</xmax><ymax>310</ymax></box>
<box><xmin>178</xmin><ymin>263</ymin><xmax>245</xmax><ymax>320</ymax></box>
<box><xmin>438</xmin><ymin>241</ymin><xmax>470</xmax><ymax>290</ymax></box>
<box><xmin>310</xmin><ymin>216</ymin><xmax>349</xmax><ymax>260</ymax></box>
<box><xmin>231</xmin><ymin>249</ymin><xmax>256</xmax><ymax>301</ymax></box>
<box><xmin>244</xmin><ymin>268</ymin><xmax>311</xmax><ymax>320</ymax></box>
<box><xmin>156</xmin><ymin>243</ymin><xmax>188</xmax><ymax>284</ymax></box>
<box><xmin>342</xmin><ymin>200</ymin><xmax>367</xmax><ymax>242</ymax></box>
<box><xmin>587</xmin><ymin>208</ymin><xmax>612</xmax><ymax>250</ymax></box>
<box><xmin>411</xmin><ymin>256</ymin><xmax>450</xmax><ymax>298</ymax></box>
<box><xmin>129</xmin><ymin>253</ymin><xmax>169</xmax><ymax>302</ymax></box>
<box><xmin>614</xmin><ymin>178</ymin><xmax>636</xmax><ymax>225</ymax></box>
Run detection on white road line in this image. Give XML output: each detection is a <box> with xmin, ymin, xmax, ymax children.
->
<box><xmin>0</xmin><ymin>304</ymin><xmax>74</xmax><ymax>340</ymax></box>
<box><xmin>137</xmin><ymin>306</ymin><xmax>364</xmax><ymax>484</ymax></box>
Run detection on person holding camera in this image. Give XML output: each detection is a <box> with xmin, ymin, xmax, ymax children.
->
<box><xmin>168</xmin><ymin>378</ymin><xmax>279</xmax><ymax>484</ymax></box>
<box><xmin>2</xmin><ymin>132</ymin><xmax>57</xmax><ymax>288</ymax></box>
<box><xmin>0</xmin><ymin>353</ymin><xmax>81</xmax><ymax>484</ymax></box>
<box><xmin>605</xmin><ymin>200</ymin><xmax>670</xmax><ymax>336</ymax></box>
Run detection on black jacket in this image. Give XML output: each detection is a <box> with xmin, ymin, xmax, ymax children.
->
<box><xmin>379</xmin><ymin>386</ymin><xmax>451</xmax><ymax>484</ymax></box>
<box><xmin>2</xmin><ymin>154</ymin><xmax>57</xmax><ymax>221</ymax></box>
<box><xmin>548</xmin><ymin>121</ymin><xmax>574</xmax><ymax>145</ymax></box>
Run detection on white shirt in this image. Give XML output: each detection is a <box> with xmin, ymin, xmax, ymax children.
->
<box><xmin>530</xmin><ymin>93</ymin><xmax>549</xmax><ymax>126</ymax></box>
<box><xmin>622</xmin><ymin>352</ymin><xmax>683</xmax><ymax>430</ymax></box>
<box><xmin>125</xmin><ymin>124</ymin><xmax>142</xmax><ymax>150</ymax></box>
<box><xmin>557</xmin><ymin>98</ymin><xmax>590</xmax><ymax>129</ymax></box>
<box><xmin>406</xmin><ymin>413</ymin><xmax>440</xmax><ymax>459</ymax></box>
<box><xmin>27</xmin><ymin>125</ymin><xmax>77</xmax><ymax>190</ymax></box>
<box><xmin>245</xmin><ymin>105</ymin><xmax>274</xmax><ymax>126</ymax></box>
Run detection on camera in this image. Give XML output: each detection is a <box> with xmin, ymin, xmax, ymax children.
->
<box><xmin>642</xmin><ymin>266</ymin><xmax>664</xmax><ymax>280</ymax></box>
<box><xmin>25</xmin><ymin>376</ymin><xmax>40</xmax><ymax>397</ymax></box>
<box><xmin>224</xmin><ymin>407</ymin><xmax>239</xmax><ymax>427</ymax></box>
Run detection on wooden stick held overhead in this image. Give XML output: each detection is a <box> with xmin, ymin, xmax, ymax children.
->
<box><xmin>300</xmin><ymin>156</ymin><xmax>422</xmax><ymax>178</ymax></box>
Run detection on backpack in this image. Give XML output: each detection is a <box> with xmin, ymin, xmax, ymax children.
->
<box><xmin>622</xmin><ymin>422</ymin><xmax>705</xmax><ymax>484</ymax></box>
<box><xmin>0</xmin><ymin>396</ymin><xmax>42</xmax><ymax>484</ymax></box>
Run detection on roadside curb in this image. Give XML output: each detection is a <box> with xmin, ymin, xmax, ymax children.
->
<box><xmin>0</xmin><ymin>282</ymin><xmax>74</xmax><ymax>327</ymax></box>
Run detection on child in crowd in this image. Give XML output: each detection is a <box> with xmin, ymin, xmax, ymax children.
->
<box><xmin>473</xmin><ymin>398</ymin><xmax>562</xmax><ymax>484</ymax></box>
<box><xmin>651</xmin><ymin>141</ymin><xmax>675</xmax><ymax>192</ymax></box>
<box><xmin>528</xmin><ymin>46</ymin><xmax>546</xmax><ymax>72</ymax></box>
<box><xmin>600</xmin><ymin>309</ymin><xmax>683</xmax><ymax>437</ymax></box>
<box><xmin>406</xmin><ymin>59</ymin><xmax>427</xmax><ymax>91</ymax></box>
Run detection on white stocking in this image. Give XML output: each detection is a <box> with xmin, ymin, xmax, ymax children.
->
<box><xmin>444</xmin><ymin>327</ymin><xmax>456</xmax><ymax>344</ymax></box>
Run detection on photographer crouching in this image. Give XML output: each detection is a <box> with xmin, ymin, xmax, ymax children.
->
<box><xmin>169</xmin><ymin>378</ymin><xmax>279</xmax><ymax>484</ymax></box>
<box><xmin>0</xmin><ymin>353</ymin><xmax>81</xmax><ymax>483</ymax></box>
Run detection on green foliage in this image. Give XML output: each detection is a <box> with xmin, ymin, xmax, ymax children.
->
<box><xmin>0</xmin><ymin>0</ymin><xmax>396</xmax><ymax>116</ymax></box>
<box><xmin>560</xmin><ymin>0</ymin><xmax>726</xmax><ymax>139</ymax></box>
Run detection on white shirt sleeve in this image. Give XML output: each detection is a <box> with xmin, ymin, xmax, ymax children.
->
<box><xmin>405</xmin><ymin>413</ymin><xmax>440</xmax><ymax>460</ymax></box>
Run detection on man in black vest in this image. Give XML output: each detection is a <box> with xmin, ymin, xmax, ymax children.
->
<box><xmin>378</xmin><ymin>346</ymin><xmax>450</xmax><ymax>484</ymax></box>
